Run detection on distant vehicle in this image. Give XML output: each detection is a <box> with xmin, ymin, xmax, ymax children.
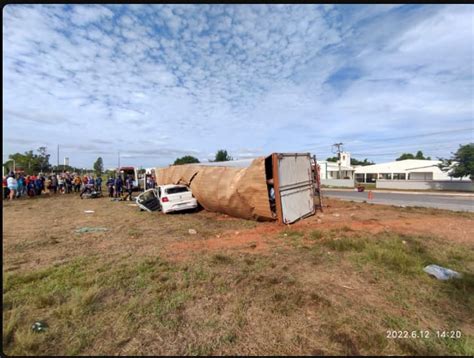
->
<box><xmin>118</xmin><ymin>167</ymin><xmax>140</xmax><ymax>191</ymax></box>
<box><xmin>135</xmin><ymin>184</ymin><xmax>198</xmax><ymax>214</ymax></box>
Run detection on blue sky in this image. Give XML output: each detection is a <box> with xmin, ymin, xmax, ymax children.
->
<box><xmin>3</xmin><ymin>4</ymin><xmax>473</xmax><ymax>169</ymax></box>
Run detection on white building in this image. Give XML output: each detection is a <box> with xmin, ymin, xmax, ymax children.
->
<box><xmin>318</xmin><ymin>152</ymin><xmax>355</xmax><ymax>179</ymax></box>
<box><xmin>353</xmin><ymin>159</ymin><xmax>467</xmax><ymax>183</ymax></box>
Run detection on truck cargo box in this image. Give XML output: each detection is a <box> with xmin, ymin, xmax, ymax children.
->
<box><xmin>155</xmin><ymin>153</ymin><xmax>316</xmax><ymax>223</ymax></box>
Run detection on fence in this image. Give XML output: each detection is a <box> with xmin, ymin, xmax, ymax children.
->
<box><xmin>376</xmin><ymin>180</ymin><xmax>473</xmax><ymax>192</ymax></box>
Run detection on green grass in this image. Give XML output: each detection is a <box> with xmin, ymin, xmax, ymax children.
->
<box><xmin>3</xmin><ymin>231</ymin><xmax>474</xmax><ymax>356</ymax></box>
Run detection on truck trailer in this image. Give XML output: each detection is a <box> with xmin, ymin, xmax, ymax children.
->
<box><xmin>155</xmin><ymin>153</ymin><xmax>317</xmax><ymax>224</ymax></box>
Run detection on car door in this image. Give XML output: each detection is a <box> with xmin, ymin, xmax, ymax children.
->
<box><xmin>136</xmin><ymin>188</ymin><xmax>161</xmax><ymax>212</ymax></box>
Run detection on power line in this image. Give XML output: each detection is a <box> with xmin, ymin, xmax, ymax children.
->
<box><xmin>363</xmin><ymin>128</ymin><xmax>472</xmax><ymax>142</ymax></box>
<box><xmin>303</xmin><ymin>128</ymin><xmax>471</xmax><ymax>151</ymax></box>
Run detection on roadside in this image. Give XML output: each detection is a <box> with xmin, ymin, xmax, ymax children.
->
<box><xmin>323</xmin><ymin>188</ymin><xmax>474</xmax><ymax>197</ymax></box>
<box><xmin>323</xmin><ymin>190</ymin><xmax>473</xmax><ymax>212</ymax></box>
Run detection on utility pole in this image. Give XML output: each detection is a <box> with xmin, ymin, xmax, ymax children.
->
<box><xmin>57</xmin><ymin>144</ymin><xmax>60</xmax><ymax>173</ymax></box>
<box><xmin>332</xmin><ymin>142</ymin><xmax>344</xmax><ymax>179</ymax></box>
<box><xmin>118</xmin><ymin>151</ymin><xmax>120</xmax><ymax>169</ymax></box>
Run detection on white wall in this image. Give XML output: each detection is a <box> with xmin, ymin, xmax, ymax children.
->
<box><xmin>376</xmin><ymin>180</ymin><xmax>473</xmax><ymax>191</ymax></box>
<box><xmin>321</xmin><ymin>179</ymin><xmax>355</xmax><ymax>188</ymax></box>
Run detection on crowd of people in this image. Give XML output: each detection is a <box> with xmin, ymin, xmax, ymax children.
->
<box><xmin>3</xmin><ymin>171</ymin><xmax>157</xmax><ymax>201</ymax></box>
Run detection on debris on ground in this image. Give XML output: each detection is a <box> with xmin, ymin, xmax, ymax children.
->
<box><xmin>31</xmin><ymin>321</ymin><xmax>48</xmax><ymax>333</ymax></box>
<box><xmin>84</xmin><ymin>210</ymin><xmax>95</xmax><ymax>213</ymax></box>
<box><xmin>188</xmin><ymin>229</ymin><xmax>197</xmax><ymax>235</ymax></box>
<box><xmin>81</xmin><ymin>191</ymin><xmax>102</xmax><ymax>199</ymax></box>
<box><xmin>333</xmin><ymin>213</ymin><xmax>340</xmax><ymax>217</ymax></box>
<box><xmin>423</xmin><ymin>264</ymin><xmax>462</xmax><ymax>280</ymax></box>
<box><xmin>75</xmin><ymin>227</ymin><xmax>109</xmax><ymax>233</ymax></box>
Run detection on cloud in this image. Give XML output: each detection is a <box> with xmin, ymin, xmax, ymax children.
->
<box><xmin>3</xmin><ymin>4</ymin><xmax>473</xmax><ymax>168</ymax></box>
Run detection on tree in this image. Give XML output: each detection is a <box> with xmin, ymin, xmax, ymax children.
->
<box><xmin>173</xmin><ymin>155</ymin><xmax>200</xmax><ymax>165</ymax></box>
<box><xmin>6</xmin><ymin>147</ymin><xmax>52</xmax><ymax>174</ymax></box>
<box><xmin>438</xmin><ymin>143</ymin><xmax>474</xmax><ymax>180</ymax></box>
<box><xmin>350</xmin><ymin>158</ymin><xmax>375</xmax><ymax>166</ymax></box>
<box><xmin>396</xmin><ymin>151</ymin><xmax>431</xmax><ymax>161</ymax></box>
<box><xmin>396</xmin><ymin>153</ymin><xmax>415</xmax><ymax>161</ymax></box>
<box><xmin>326</xmin><ymin>156</ymin><xmax>374</xmax><ymax>166</ymax></box>
<box><xmin>37</xmin><ymin>147</ymin><xmax>52</xmax><ymax>172</ymax></box>
<box><xmin>93</xmin><ymin>157</ymin><xmax>104</xmax><ymax>177</ymax></box>
<box><xmin>214</xmin><ymin>149</ymin><xmax>232</xmax><ymax>162</ymax></box>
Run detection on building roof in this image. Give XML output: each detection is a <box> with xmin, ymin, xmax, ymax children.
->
<box><xmin>354</xmin><ymin>159</ymin><xmax>442</xmax><ymax>174</ymax></box>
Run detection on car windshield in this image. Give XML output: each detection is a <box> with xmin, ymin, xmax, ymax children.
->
<box><xmin>166</xmin><ymin>187</ymin><xmax>189</xmax><ymax>194</ymax></box>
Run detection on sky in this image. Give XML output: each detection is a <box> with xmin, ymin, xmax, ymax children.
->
<box><xmin>3</xmin><ymin>4</ymin><xmax>473</xmax><ymax>169</ymax></box>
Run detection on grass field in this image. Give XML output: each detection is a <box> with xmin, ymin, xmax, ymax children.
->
<box><xmin>3</xmin><ymin>194</ymin><xmax>474</xmax><ymax>355</ymax></box>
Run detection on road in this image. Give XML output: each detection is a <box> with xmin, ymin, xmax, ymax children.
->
<box><xmin>322</xmin><ymin>189</ymin><xmax>474</xmax><ymax>212</ymax></box>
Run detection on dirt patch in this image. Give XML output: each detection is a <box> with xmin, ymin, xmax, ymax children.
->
<box><xmin>165</xmin><ymin>224</ymin><xmax>281</xmax><ymax>262</ymax></box>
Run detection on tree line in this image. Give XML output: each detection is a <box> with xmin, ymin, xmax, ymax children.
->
<box><xmin>173</xmin><ymin>149</ymin><xmax>232</xmax><ymax>165</ymax></box>
<box><xmin>5</xmin><ymin>144</ymin><xmax>473</xmax><ymax>180</ymax></box>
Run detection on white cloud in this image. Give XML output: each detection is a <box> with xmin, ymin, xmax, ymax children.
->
<box><xmin>3</xmin><ymin>4</ymin><xmax>473</xmax><ymax>168</ymax></box>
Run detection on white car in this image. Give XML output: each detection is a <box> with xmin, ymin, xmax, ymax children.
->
<box><xmin>136</xmin><ymin>184</ymin><xmax>198</xmax><ymax>214</ymax></box>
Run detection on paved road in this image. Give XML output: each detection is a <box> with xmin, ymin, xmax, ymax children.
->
<box><xmin>322</xmin><ymin>189</ymin><xmax>474</xmax><ymax>212</ymax></box>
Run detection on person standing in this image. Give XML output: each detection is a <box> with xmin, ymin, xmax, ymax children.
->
<box><xmin>73</xmin><ymin>175</ymin><xmax>81</xmax><ymax>192</ymax></box>
<box><xmin>95</xmin><ymin>176</ymin><xmax>102</xmax><ymax>193</ymax></box>
<box><xmin>44</xmin><ymin>176</ymin><xmax>52</xmax><ymax>195</ymax></box>
<box><xmin>124</xmin><ymin>175</ymin><xmax>134</xmax><ymax>201</ymax></box>
<box><xmin>57</xmin><ymin>174</ymin><xmax>64</xmax><ymax>194</ymax></box>
<box><xmin>3</xmin><ymin>176</ymin><xmax>9</xmax><ymax>200</ymax></box>
<box><xmin>66</xmin><ymin>174</ymin><xmax>73</xmax><ymax>194</ymax></box>
<box><xmin>51</xmin><ymin>174</ymin><xmax>58</xmax><ymax>194</ymax></box>
<box><xmin>106</xmin><ymin>177</ymin><xmax>114</xmax><ymax>197</ymax></box>
<box><xmin>16</xmin><ymin>174</ymin><xmax>25</xmax><ymax>198</ymax></box>
<box><xmin>82</xmin><ymin>175</ymin><xmax>88</xmax><ymax>188</ymax></box>
<box><xmin>7</xmin><ymin>174</ymin><xmax>18</xmax><ymax>201</ymax></box>
<box><xmin>35</xmin><ymin>176</ymin><xmax>43</xmax><ymax>196</ymax></box>
<box><xmin>114</xmin><ymin>175</ymin><xmax>123</xmax><ymax>198</ymax></box>
<box><xmin>27</xmin><ymin>177</ymin><xmax>35</xmax><ymax>197</ymax></box>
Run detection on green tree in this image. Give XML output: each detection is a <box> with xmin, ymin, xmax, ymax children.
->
<box><xmin>214</xmin><ymin>149</ymin><xmax>232</xmax><ymax>162</ymax></box>
<box><xmin>6</xmin><ymin>147</ymin><xmax>51</xmax><ymax>174</ymax></box>
<box><xmin>93</xmin><ymin>157</ymin><xmax>104</xmax><ymax>176</ymax></box>
<box><xmin>173</xmin><ymin>155</ymin><xmax>200</xmax><ymax>165</ymax></box>
<box><xmin>438</xmin><ymin>143</ymin><xmax>474</xmax><ymax>180</ymax></box>
<box><xmin>350</xmin><ymin>158</ymin><xmax>375</xmax><ymax>166</ymax></box>
<box><xmin>326</xmin><ymin>156</ymin><xmax>374</xmax><ymax>166</ymax></box>
<box><xmin>396</xmin><ymin>151</ymin><xmax>431</xmax><ymax>161</ymax></box>
<box><xmin>396</xmin><ymin>153</ymin><xmax>415</xmax><ymax>161</ymax></box>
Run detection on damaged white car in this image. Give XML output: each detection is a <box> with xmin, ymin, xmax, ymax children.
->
<box><xmin>136</xmin><ymin>184</ymin><xmax>198</xmax><ymax>214</ymax></box>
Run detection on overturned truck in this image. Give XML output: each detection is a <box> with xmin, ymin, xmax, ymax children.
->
<box><xmin>156</xmin><ymin>153</ymin><xmax>317</xmax><ymax>224</ymax></box>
